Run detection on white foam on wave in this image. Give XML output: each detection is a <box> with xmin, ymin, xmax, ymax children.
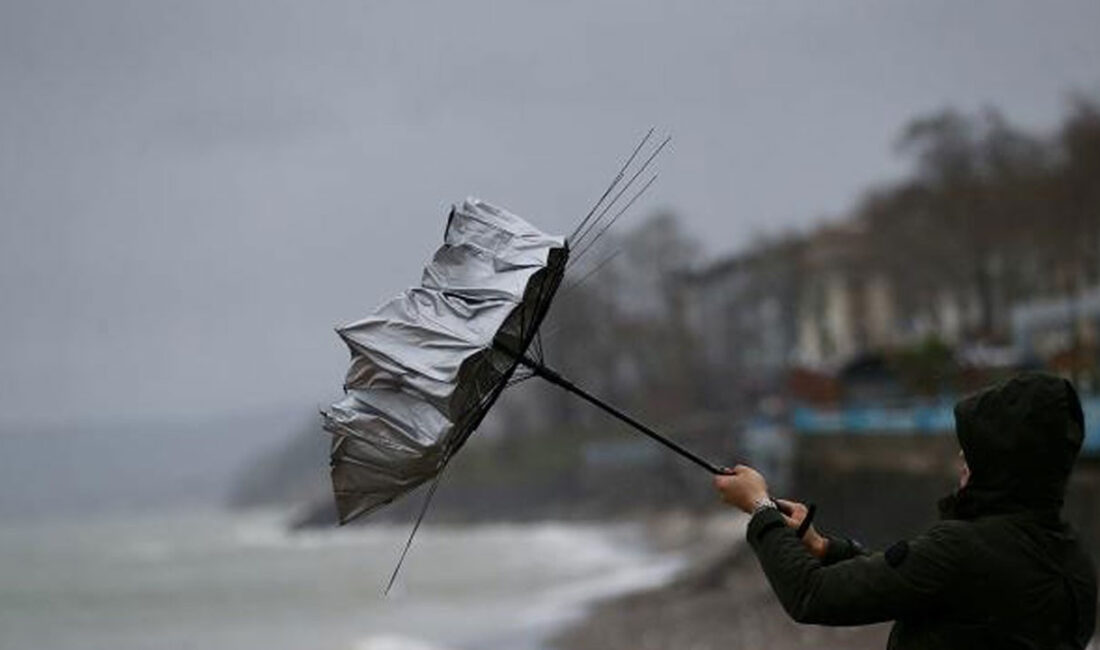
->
<box><xmin>511</xmin><ymin>536</ymin><xmax>687</xmax><ymax>634</ymax></box>
<box><xmin>123</xmin><ymin>539</ymin><xmax>173</xmax><ymax>562</ymax></box>
<box><xmin>232</xmin><ymin>515</ymin><xmax>690</xmax><ymax>648</ymax></box>
<box><xmin>353</xmin><ymin>634</ymin><xmax>453</xmax><ymax>650</ymax></box>
<box><xmin>229</xmin><ymin>515</ymin><xmax>644</xmax><ymax>561</ymax></box>
<box><xmin>229</xmin><ymin>510</ymin><xmax>408</xmax><ymax>550</ymax></box>
<box><xmin>529</xmin><ymin>555</ymin><xmax>684</xmax><ymax>624</ymax></box>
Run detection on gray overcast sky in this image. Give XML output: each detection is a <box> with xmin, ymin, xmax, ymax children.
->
<box><xmin>2</xmin><ymin>0</ymin><xmax>1099</xmax><ymax>430</ymax></box>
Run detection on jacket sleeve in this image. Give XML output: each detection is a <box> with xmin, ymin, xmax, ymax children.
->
<box><xmin>746</xmin><ymin>508</ymin><xmax>968</xmax><ymax>626</ymax></box>
<box><xmin>820</xmin><ymin>533</ymin><xmax>867</xmax><ymax>566</ymax></box>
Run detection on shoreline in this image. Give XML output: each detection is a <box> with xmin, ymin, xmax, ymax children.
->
<box><xmin>550</xmin><ymin>512</ymin><xmax>891</xmax><ymax>650</ymax></box>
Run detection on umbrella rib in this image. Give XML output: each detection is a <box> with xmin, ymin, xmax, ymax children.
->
<box><xmin>535</xmin><ymin>251</ymin><xmax>569</xmax><ymax>363</ymax></box>
<box><xmin>557</xmin><ymin>249</ymin><xmax>622</xmax><ymax>302</ymax></box>
<box><xmin>519</xmin><ymin>253</ymin><xmax>562</xmax><ymax>366</ymax></box>
<box><xmin>528</xmin><ymin>329</ymin><xmax>542</xmax><ymax>365</ymax></box>
<box><xmin>570</xmin><ymin>173</ymin><xmax>658</xmax><ymax>268</ymax></box>
<box><xmin>507</xmin><ymin>371</ymin><xmax>536</xmax><ymax>388</ymax></box>
<box><xmin>385</xmin><ymin>469</ymin><xmax>446</xmax><ymax>595</ymax></box>
<box><xmin>570</xmin><ymin>135</ymin><xmax>670</xmax><ymax>256</ymax></box>
<box><xmin>515</xmin><ymin>274</ymin><xmax>538</xmax><ymax>356</ymax></box>
<box><xmin>518</xmin><ymin>256</ymin><xmax>559</xmax><ymax>361</ymax></box>
<box><xmin>529</xmin><ymin>269</ymin><xmax>552</xmax><ymax>364</ymax></box>
<box><xmin>572</xmin><ymin>136</ymin><xmax>668</xmax><ymax>251</ymax></box>
<box><xmin>568</xmin><ymin>128</ymin><xmax>654</xmax><ymax>245</ymax></box>
<box><xmin>451</xmin><ymin>353</ymin><xmax>516</xmax><ymax>451</ymax></box>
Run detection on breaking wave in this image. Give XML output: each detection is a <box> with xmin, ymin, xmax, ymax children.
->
<box><xmin>353</xmin><ymin>635</ymin><xmax>454</xmax><ymax>650</ymax></box>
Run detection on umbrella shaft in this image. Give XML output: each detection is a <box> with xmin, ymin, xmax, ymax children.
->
<box><xmin>510</xmin><ymin>353</ymin><xmax>729</xmax><ymax>475</ymax></box>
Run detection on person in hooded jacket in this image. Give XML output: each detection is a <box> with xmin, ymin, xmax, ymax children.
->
<box><xmin>715</xmin><ymin>372</ymin><xmax>1097</xmax><ymax>649</ymax></box>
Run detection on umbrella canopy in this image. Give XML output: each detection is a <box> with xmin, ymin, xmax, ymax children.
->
<box><xmin>322</xmin><ymin>198</ymin><xmax>567</xmax><ymax>524</ymax></box>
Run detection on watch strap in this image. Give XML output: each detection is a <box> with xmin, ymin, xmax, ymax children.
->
<box><xmin>751</xmin><ymin>496</ymin><xmax>777</xmax><ymax>515</ymax></box>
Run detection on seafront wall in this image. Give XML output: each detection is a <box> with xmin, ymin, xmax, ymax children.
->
<box><xmin>794</xmin><ymin>432</ymin><xmax>1100</xmax><ymax>552</ymax></box>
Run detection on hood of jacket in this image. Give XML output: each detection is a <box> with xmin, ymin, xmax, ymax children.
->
<box><xmin>941</xmin><ymin>372</ymin><xmax>1085</xmax><ymax>520</ymax></box>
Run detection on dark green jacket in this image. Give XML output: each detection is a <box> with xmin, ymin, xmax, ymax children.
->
<box><xmin>749</xmin><ymin>373</ymin><xmax>1097</xmax><ymax>649</ymax></box>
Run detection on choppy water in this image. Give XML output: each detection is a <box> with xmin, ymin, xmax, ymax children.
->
<box><xmin>0</xmin><ymin>510</ymin><xmax>684</xmax><ymax>650</ymax></box>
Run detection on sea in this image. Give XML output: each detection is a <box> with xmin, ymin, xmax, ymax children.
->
<box><xmin>0</xmin><ymin>509</ymin><xmax>686</xmax><ymax>650</ymax></box>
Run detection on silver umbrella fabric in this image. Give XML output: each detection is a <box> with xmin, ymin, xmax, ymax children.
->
<box><xmin>322</xmin><ymin>198</ymin><xmax>567</xmax><ymax>524</ymax></box>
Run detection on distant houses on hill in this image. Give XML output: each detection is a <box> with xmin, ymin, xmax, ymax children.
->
<box><xmin>680</xmin><ymin>218</ymin><xmax>1100</xmax><ymax>405</ymax></box>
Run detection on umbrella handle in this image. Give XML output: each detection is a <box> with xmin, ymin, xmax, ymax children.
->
<box><xmin>503</xmin><ymin>347</ymin><xmax>731</xmax><ymax>475</ymax></box>
<box><xmin>796</xmin><ymin>503</ymin><xmax>818</xmax><ymax>538</ymax></box>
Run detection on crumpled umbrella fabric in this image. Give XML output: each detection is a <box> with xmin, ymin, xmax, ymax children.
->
<box><xmin>322</xmin><ymin>198</ymin><xmax>567</xmax><ymax>523</ymax></box>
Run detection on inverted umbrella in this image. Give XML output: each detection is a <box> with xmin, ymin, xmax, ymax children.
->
<box><xmin>322</xmin><ymin>197</ymin><xmax>727</xmax><ymax>527</ymax></box>
<box><xmin>322</xmin><ymin>198</ymin><xmax>570</xmax><ymax>524</ymax></box>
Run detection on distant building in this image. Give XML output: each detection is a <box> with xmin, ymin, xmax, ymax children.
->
<box><xmin>681</xmin><ymin>216</ymin><xmax>1098</xmax><ymax>403</ymax></box>
<box><xmin>1012</xmin><ymin>286</ymin><xmax>1100</xmax><ymax>358</ymax></box>
<box><xmin>793</xmin><ymin>221</ymin><xmax>926</xmax><ymax>368</ymax></box>
<box><xmin>680</xmin><ymin>239</ymin><xmax>803</xmax><ymax>410</ymax></box>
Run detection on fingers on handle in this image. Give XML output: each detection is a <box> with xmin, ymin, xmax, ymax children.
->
<box><xmin>796</xmin><ymin>503</ymin><xmax>818</xmax><ymax>539</ymax></box>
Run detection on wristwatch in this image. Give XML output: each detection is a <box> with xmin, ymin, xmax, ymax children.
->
<box><xmin>750</xmin><ymin>495</ymin><xmax>778</xmax><ymax>515</ymax></box>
